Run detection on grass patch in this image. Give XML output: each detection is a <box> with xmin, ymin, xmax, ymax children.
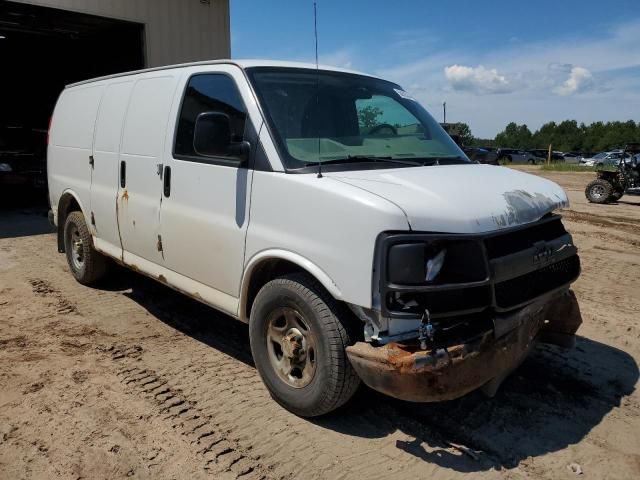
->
<box><xmin>539</xmin><ymin>163</ymin><xmax>600</xmax><ymax>172</ymax></box>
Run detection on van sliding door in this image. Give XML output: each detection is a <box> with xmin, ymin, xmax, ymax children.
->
<box><xmin>117</xmin><ymin>75</ymin><xmax>179</xmax><ymax>266</ymax></box>
<box><xmin>91</xmin><ymin>80</ymin><xmax>133</xmax><ymax>259</ymax></box>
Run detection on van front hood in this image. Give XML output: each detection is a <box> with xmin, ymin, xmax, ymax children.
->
<box><xmin>327</xmin><ymin>164</ymin><xmax>569</xmax><ymax>233</ymax></box>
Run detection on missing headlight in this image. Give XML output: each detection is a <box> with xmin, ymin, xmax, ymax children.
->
<box><xmin>386</xmin><ymin>239</ymin><xmax>487</xmax><ymax>286</ymax></box>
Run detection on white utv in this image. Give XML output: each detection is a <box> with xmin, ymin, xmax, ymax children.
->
<box><xmin>47</xmin><ymin>60</ymin><xmax>582</xmax><ymax>416</ymax></box>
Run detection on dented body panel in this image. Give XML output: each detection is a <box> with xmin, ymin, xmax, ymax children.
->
<box><xmin>328</xmin><ymin>164</ymin><xmax>568</xmax><ymax>233</ymax></box>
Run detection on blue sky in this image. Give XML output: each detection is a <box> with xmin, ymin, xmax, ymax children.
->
<box><xmin>230</xmin><ymin>0</ymin><xmax>640</xmax><ymax>138</ymax></box>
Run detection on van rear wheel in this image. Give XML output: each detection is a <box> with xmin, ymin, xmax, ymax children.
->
<box><xmin>249</xmin><ymin>273</ymin><xmax>360</xmax><ymax>417</ymax></box>
<box><xmin>63</xmin><ymin>211</ymin><xmax>108</xmax><ymax>285</ymax></box>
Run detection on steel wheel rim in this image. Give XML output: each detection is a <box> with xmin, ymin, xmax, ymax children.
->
<box><xmin>266</xmin><ymin>307</ymin><xmax>317</xmax><ymax>388</ymax></box>
<box><xmin>591</xmin><ymin>184</ymin><xmax>606</xmax><ymax>199</ymax></box>
<box><xmin>69</xmin><ymin>227</ymin><xmax>84</xmax><ymax>270</ymax></box>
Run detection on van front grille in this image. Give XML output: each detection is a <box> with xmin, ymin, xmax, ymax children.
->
<box><xmin>380</xmin><ymin>215</ymin><xmax>580</xmax><ymax>319</ymax></box>
<box><xmin>494</xmin><ymin>255</ymin><xmax>580</xmax><ymax>309</ymax></box>
<box><xmin>484</xmin><ymin>217</ymin><xmax>567</xmax><ymax>259</ymax></box>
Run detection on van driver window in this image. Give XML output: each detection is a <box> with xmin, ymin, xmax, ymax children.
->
<box><xmin>174</xmin><ymin>74</ymin><xmax>247</xmax><ymax>159</ymax></box>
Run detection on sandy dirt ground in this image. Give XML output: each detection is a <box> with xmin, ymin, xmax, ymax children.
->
<box><xmin>1</xmin><ymin>168</ymin><xmax>639</xmax><ymax>480</ymax></box>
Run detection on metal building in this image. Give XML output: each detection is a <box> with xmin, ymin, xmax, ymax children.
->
<box><xmin>0</xmin><ymin>0</ymin><xmax>230</xmax><ymax>148</ymax></box>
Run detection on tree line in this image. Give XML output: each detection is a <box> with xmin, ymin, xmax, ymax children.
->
<box><xmin>462</xmin><ymin>120</ymin><xmax>640</xmax><ymax>153</ymax></box>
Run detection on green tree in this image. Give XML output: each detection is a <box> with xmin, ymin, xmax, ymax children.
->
<box><xmin>442</xmin><ymin>118</ymin><xmax>640</xmax><ymax>152</ymax></box>
<box><xmin>358</xmin><ymin>106</ymin><xmax>383</xmax><ymax>128</ymax></box>
<box><xmin>494</xmin><ymin>122</ymin><xmax>533</xmax><ymax>149</ymax></box>
<box><xmin>457</xmin><ymin>122</ymin><xmax>474</xmax><ymax>145</ymax></box>
<box><xmin>494</xmin><ymin>120</ymin><xmax>640</xmax><ymax>152</ymax></box>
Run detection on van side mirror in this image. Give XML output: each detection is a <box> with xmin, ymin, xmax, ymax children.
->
<box><xmin>193</xmin><ymin>112</ymin><xmax>250</xmax><ymax>163</ymax></box>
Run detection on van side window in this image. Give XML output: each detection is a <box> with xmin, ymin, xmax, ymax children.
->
<box><xmin>174</xmin><ymin>74</ymin><xmax>247</xmax><ymax>159</ymax></box>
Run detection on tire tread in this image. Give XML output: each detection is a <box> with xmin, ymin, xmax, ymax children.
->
<box><xmin>585</xmin><ymin>178</ymin><xmax>613</xmax><ymax>204</ymax></box>
<box><xmin>64</xmin><ymin>211</ymin><xmax>108</xmax><ymax>285</ymax></box>
<box><xmin>250</xmin><ymin>273</ymin><xmax>360</xmax><ymax>416</ymax></box>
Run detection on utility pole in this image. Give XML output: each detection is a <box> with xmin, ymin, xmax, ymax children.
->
<box><xmin>443</xmin><ymin>102</ymin><xmax>447</xmax><ymax>123</ymax></box>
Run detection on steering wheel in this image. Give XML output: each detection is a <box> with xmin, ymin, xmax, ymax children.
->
<box><xmin>368</xmin><ymin>123</ymin><xmax>397</xmax><ymax>136</ymax></box>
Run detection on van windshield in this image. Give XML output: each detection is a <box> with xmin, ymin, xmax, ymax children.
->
<box><xmin>246</xmin><ymin>67</ymin><xmax>469</xmax><ymax>172</ymax></box>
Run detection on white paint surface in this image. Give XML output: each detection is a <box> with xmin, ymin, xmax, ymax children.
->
<box><xmin>48</xmin><ymin>61</ymin><xmax>570</xmax><ymax>323</ymax></box>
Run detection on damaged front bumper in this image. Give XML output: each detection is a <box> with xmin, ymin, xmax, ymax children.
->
<box><xmin>346</xmin><ymin>289</ymin><xmax>582</xmax><ymax>403</ymax></box>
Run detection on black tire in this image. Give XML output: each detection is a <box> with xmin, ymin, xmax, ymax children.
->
<box><xmin>585</xmin><ymin>179</ymin><xmax>613</xmax><ymax>204</ymax></box>
<box><xmin>249</xmin><ymin>273</ymin><xmax>360</xmax><ymax>417</ymax></box>
<box><xmin>63</xmin><ymin>211</ymin><xmax>108</xmax><ymax>285</ymax></box>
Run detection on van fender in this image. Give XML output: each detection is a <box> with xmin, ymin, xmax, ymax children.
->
<box><xmin>56</xmin><ymin>189</ymin><xmax>89</xmax><ymax>253</ymax></box>
<box><xmin>239</xmin><ymin>249</ymin><xmax>343</xmax><ymax>322</ymax></box>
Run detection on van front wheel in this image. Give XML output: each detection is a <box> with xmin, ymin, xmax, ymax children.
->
<box><xmin>249</xmin><ymin>273</ymin><xmax>360</xmax><ymax>417</ymax></box>
<box><xmin>63</xmin><ymin>211</ymin><xmax>108</xmax><ymax>285</ymax></box>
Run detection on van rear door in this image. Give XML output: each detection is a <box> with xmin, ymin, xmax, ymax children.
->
<box><xmin>117</xmin><ymin>75</ymin><xmax>179</xmax><ymax>265</ymax></box>
<box><xmin>48</xmin><ymin>84</ymin><xmax>104</xmax><ymax>219</ymax></box>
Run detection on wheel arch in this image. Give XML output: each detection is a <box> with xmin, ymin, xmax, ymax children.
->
<box><xmin>239</xmin><ymin>250</ymin><xmax>343</xmax><ymax>323</ymax></box>
<box><xmin>56</xmin><ymin>190</ymin><xmax>88</xmax><ymax>253</ymax></box>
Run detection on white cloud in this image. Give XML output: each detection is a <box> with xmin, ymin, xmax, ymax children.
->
<box><xmin>444</xmin><ymin>64</ymin><xmax>513</xmax><ymax>94</ymax></box>
<box><xmin>554</xmin><ymin>66</ymin><xmax>595</xmax><ymax>96</ymax></box>
<box><xmin>373</xmin><ymin>19</ymin><xmax>640</xmax><ymax>137</ymax></box>
<box><xmin>318</xmin><ymin>49</ymin><xmax>354</xmax><ymax>69</ymax></box>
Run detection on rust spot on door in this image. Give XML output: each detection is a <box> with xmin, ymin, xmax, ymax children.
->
<box><xmin>158</xmin><ymin>274</ymin><xmax>167</xmax><ymax>283</ymax></box>
<box><xmin>122</xmin><ymin>190</ymin><xmax>129</xmax><ymax>201</ymax></box>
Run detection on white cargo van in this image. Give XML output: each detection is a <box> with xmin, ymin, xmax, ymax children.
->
<box><xmin>48</xmin><ymin>60</ymin><xmax>582</xmax><ymax>416</ymax></box>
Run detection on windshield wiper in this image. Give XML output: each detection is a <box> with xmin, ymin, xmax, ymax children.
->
<box><xmin>310</xmin><ymin>155</ymin><xmax>422</xmax><ymax>167</ymax></box>
<box><xmin>417</xmin><ymin>156</ymin><xmax>467</xmax><ymax>166</ymax></box>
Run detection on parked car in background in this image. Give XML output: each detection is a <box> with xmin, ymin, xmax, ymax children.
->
<box><xmin>562</xmin><ymin>152</ymin><xmax>584</xmax><ymax>163</ymax></box>
<box><xmin>496</xmin><ymin>148</ymin><xmax>538</xmax><ymax>163</ymax></box>
<box><xmin>527</xmin><ymin>149</ymin><xmax>566</xmax><ymax>164</ymax></box>
<box><xmin>462</xmin><ymin>146</ymin><xmax>499</xmax><ymax>165</ymax></box>
<box><xmin>527</xmin><ymin>149</ymin><xmax>547</xmax><ymax>164</ymax></box>
<box><xmin>553</xmin><ymin>151</ymin><xmax>566</xmax><ymax>162</ymax></box>
<box><xmin>580</xmin><ymin>151</ymin><xmax>628</xmax><ymax>167</ymax></box>
<box><xmin>0</xmin><ymin>126</ymin><xmax>47</xmax><ymax>191</ymax></box>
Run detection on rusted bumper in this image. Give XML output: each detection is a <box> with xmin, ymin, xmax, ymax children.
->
<box><xmin>346</xmin><ymin>289</ymin><xmax>582</xmax><ymax>403</ymax></box>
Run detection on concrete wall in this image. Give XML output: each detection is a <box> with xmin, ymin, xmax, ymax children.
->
<box><xmin>10</xmin><ymin>0</ymin><xmax>230</xmax><ymax>67</ymax></box>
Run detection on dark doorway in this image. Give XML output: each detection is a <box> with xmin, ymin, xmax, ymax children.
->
<box><xmin>0</xmin><ymin>1</ymin><xmax>144</xmax><ymax>205</ymax></box>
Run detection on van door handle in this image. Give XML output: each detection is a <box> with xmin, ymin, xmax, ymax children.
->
<box><xmin>120</xmin><ymin>161</ymin><xmax>126</xmax><ymax>188</ymax></box>
<box><xmin>163</xmin><ymin>166</ymin><xmax>171</xmax><ymax>197</ymax></box>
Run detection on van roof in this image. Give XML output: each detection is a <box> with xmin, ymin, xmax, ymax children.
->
<box><xmin>67</xmin><ymin>59</ymin><xmax>382</xmax><ymax>88</ymax></box>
